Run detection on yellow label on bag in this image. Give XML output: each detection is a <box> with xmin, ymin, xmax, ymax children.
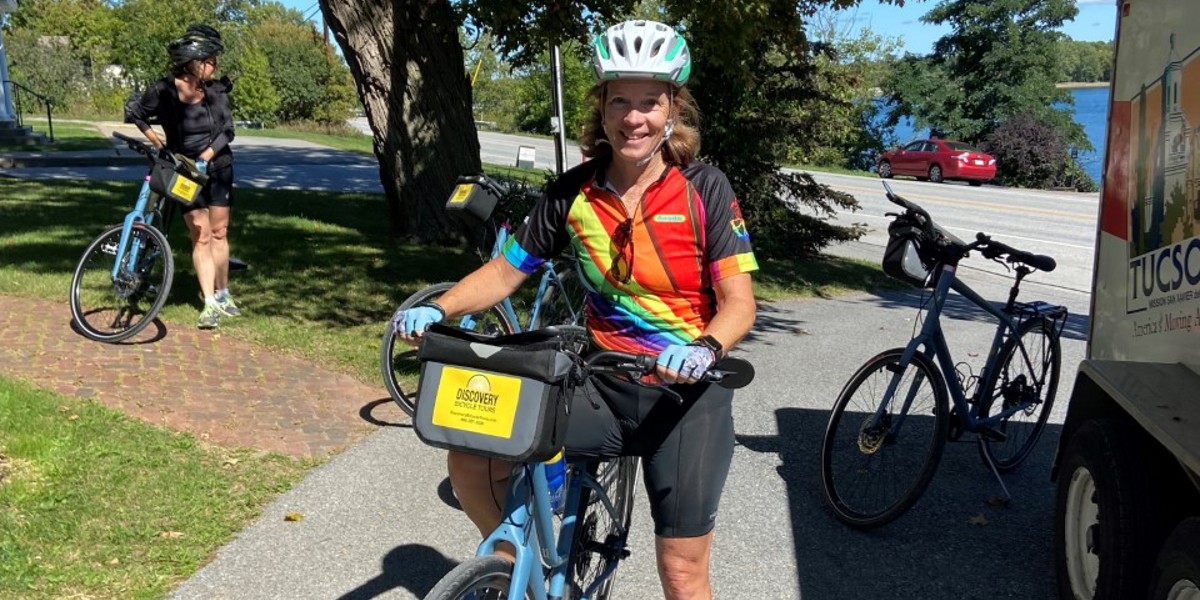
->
<box><xmin>431</xmin><ymin>366</ymin><xmax>522</xmax><ymax>438</ymax></box>
<box><xmin>448</xmin><ymin>184</ymin><xmax>472</xmax><ymax>205</ymax></box>
<box><xmin>170</xmin><ymin>176</ymin><xmax>200</xmax><ymax>203</ymax></box>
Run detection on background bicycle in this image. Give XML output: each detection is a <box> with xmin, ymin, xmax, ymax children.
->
<box><xmin>68</xmin><ymin>131</ymin><xmax>206</xmax><ymax>343</ymax></box>
<box><xmin>380</xmin><ymin>174</ymin><xmax>587</xmax><ymax>417</ymax></box>
<box><xmin>819</xmin><ymin>181</ymin><xmax>1065</xmax><ymax>529</ymax></box>
<box><xmin>414</xmin><ymin>324</ymin><xmax>754</xmax><ymax>600</ymax></box>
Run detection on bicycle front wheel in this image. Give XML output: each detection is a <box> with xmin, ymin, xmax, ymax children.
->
<box><xmin>69</xmin><ymin>222</ymin><xmax>174</xmax><ymax>343</ymax></box>
<box><xmin>567</xmin><ymin>456</ymin><xmax>638</xmax><ymax>600</ymax></box>
<box><xmin>423</xmin><ymin>555</ymin><xmax>533</xmax><ymax>600</ymax></box>
<box><xmin>820</xmin><ymin>348</ymin><xmax>949</xmax><ymax>529</ymax></box>
<box><xmin>977</xmin><ymin>317</ymin><xmax>1062</xmax><ymax>471</ymax></box>
<box><xmin>380</xmin><ymin>282</ymin><xmax>515</xmax><ymax>416</ymax></box>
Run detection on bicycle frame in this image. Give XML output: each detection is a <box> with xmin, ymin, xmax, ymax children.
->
<box><xmin>110</xmin><ymin>176</ymin><xmax>169</xmax><ymax>280</ymax></box>
<box><xmin>460</xmin><ymin>218</ymin><xmax>582</xmax><ymax>333</ymax></box>
<box><xmin>879</xmin><ymin>263</ymin><xmax>1043</xmax><ymax>438</ymax></box>
<box><xmin>477</xmin><ymin>460</ymin><xmax>625</xmax><ymax>600</ymax></box>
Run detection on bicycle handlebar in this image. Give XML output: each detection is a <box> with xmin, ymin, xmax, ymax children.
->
<box><xmin>582</xmin><ymin>350</ymin><xmax>756</xmax><ymax>390</ymax></box>
<box><xmin>881</xmin><ymin>182</ymin><xmax>1056</xmax><ymax>273</ymax></box>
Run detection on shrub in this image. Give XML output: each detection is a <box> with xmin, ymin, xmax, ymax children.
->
<box><xmin>981</xmin><ymin>115</ymin><xmax>1097</xmax><ymax>192</ymax></box>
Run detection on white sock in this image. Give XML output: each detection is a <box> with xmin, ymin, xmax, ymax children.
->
<box><xmin>204</xmin><ymin>295</ymin><xmax>217</xmax><ymax>305</ymax></box>
<box><xmin>216</xmin><ymin>288</ymin><xmax>229</xmax><ymax>300</ymax></box>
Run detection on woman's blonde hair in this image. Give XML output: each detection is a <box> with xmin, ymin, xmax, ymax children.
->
<box><xmin>578</xmin><ymin>83</ymin><xmax>701</xmax><ymax>165</ymax></box>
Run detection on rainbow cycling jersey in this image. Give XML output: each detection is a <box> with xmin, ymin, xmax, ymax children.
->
<box><xmin>502</xmin><ymin>158</ymin><xmax>758</xmax><ymax>355</ymax></box>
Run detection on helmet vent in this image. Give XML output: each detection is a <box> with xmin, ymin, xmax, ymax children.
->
<box><xmin>649</xmin><ymin>39</ymin><xmax>665</xmax><ymax>57</ymax></box>
<box><xmin>633</xmin><ymin>36</ymin><xmax>643</xmax><ymax>54</ymax></box>
<box><xmin>614</xmin><ymin>38</ymin><xmax>627</xmax><ymax>58</ymax></box>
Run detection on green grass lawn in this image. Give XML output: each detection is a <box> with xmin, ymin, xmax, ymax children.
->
<box><xmin>0</xmin><ymin>176</ymin><xmax>891</xmax><ymax>383</ymax></box>
<box><xmin>0</xmin><ymin>119</ymin><xmax>112</xmax><ymax>152</ymax></box>
<box><xmin>0</xmin><ymin>376</ymin><xmax>310</xmax><ymax>599</ymax></box>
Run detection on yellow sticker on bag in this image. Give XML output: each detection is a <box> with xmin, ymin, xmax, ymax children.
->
<box><xmin>448</xmin><ymin>184</ymin><xmax>472</xmax><ymax>205</ymax></box>
<box><xmin>431</xmin><ymin>366</ymin><xmax>522</xmax><ymax>438</ymax></box>
<box><xmin>170</xmin><ymin>176</ymin><xmax>199</xmax><ymax>203</ymax></box>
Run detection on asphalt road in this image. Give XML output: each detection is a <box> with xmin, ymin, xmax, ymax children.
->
<box><xmin>4</xmin><ymin>129</ymin><xmax>1093</xmax><ymax>598</ymax></box>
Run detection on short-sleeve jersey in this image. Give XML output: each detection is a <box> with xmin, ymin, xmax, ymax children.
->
<box><xmin>503</xmin><ymin>158</ymin><xmax>758</xmax><ymax>354</ymax></box>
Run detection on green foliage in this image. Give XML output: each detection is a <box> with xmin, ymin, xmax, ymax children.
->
<box><xmin>514</xmin><ymin>42</ymin><xmax>594</xmax><ymax>138</ymax></box>
<box><xmin>980</xmin><ymin>115</ymin><xmax>1096</xmax><ymax>192</ymax></box>
<box><xmin>663</xmin><ymin>1</ymin><xmax>875</xmax><ymax>258</ymax></box>
<box><xmin>4</xmin><ymin>29</ymin><xmax>84</xmax><ymax>109</ymax></box>
<box><xmin>1054</xmin><ymin>39</ymin><xmax>1113</xmax><ymax>83</ymax></box>
<box><xmin>222</xmin><ymin>36</ymin><xmax>281</xmax><ymax>126</ymax></box>
<box><xmin>882</xmin><ymin>0</ymin><xmax>1088</xmax><ymax>151</ymax></box>
<box><xmin>248</xmin><ymin>7</ymin><xmax>355</xmax><ymax>124</ymax></box>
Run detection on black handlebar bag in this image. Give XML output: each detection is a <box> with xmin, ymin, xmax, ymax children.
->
<box><xmin>149</xmin><ymin>156</ymin><xmax>209</xmax><ymax>206</ymax></box>
<box><xmin>413</xmin><ymin>324</ymin><xmax>581</xmax><ymax>462</ymax></box>
<box><xmin>882</xmin><ymin>217</ymin><xmax>937</xmax><ymax>288</ymax></box>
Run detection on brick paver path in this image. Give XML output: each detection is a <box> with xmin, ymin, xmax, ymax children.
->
<box><xmin>0</xmin><ymin>294</ymin><xmax>402</xmax><ymax>458</ymax></box>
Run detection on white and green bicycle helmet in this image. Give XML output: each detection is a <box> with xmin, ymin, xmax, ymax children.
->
<box><xmin>591</xmin><ymin>20</ymin><xmax>691</xmax><ymax>87</ymax></box>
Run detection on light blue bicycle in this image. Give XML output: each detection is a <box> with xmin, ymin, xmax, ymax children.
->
<box><xmin>420</xmin><ymin>338</ymin><xmax>756</xmax><ymax>600</ymax></box>
<box><xmin>380</xmin><ymin>175</ymin><xmax>586</xmax><ymax>416</ymax></box>
<box><xmin>68</xmin><ymin>132</ymin><xmax>205</xmax><ymax>342</ymax></box>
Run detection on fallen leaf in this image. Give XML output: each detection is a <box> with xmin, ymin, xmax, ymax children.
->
<box><xmin>108</xmin><ymin>558</ymin><xmax>120</xmax><ymax>566</ymax></box>
<box><xmin>160</xmin><ymin>531</ymin><xmax>184</xmax><ymax>539</ymax></box>
<box><xmin>284</xmin><ymin>512</ymin><xmax>304</xmax><ymax>522</ymax></box>
<box><xmin>222</xmin><ymin>457</ymin><xmax>240</xmax><ymax>468</ymax></box>
<box><xmin>967</xmin><ymin>514</ymin><xmax>988</xmax><ymax>526</ymax></box>
<box><xmin>67</xmin><ymin>415</ymin><xmax>79</xmax><ymax>421</ymax></box>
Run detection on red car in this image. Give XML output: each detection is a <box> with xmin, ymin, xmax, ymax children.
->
<box><xmin>876</xmin><ymin>138</ymin><xmax>996</xmax><ymax>186</ymax></box>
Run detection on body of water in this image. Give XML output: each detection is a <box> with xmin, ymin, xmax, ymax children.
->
<box><xmin>884</xmin><ymin>86</ymin><xmax>1110</xmax><ymax>185</ymax></box>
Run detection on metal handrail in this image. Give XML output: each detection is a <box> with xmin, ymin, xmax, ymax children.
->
<box><xmin>2</xmin><ymin>80</ymin><xmax>55</xmax><ymax>142</ymax></box>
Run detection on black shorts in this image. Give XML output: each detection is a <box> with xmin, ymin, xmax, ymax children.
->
<box><xmin>182</xmin><ymin>163</ymin><xmax>234</xmax><ymax>213</ymax></box>
<box><xmin>564</xmin><ymin>375</ymin><xmax>735</xmax><ymax>538</ymax></box>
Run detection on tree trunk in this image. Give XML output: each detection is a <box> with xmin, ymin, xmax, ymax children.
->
<box><xmin>319</xmin><ymin>0</ymin><xmax>481</xmax><ymax>240</ymax></box>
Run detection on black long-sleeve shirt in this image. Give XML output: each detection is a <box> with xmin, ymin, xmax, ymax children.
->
<box><xmin>125</xmin><ymin>76</ymin><xmax>235</xmax><ymax>170</ymax></box>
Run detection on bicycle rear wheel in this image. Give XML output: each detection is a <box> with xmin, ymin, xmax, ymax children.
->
<box><xmin>423</xmin><ymin>555</ymin><xmax>533</xmax><ymax>600</ymax></box>
<box><xmin>820</xmin><ymin>348</ymin><xmax>949</xmax><ymax>529</ymax></box>
<box><xmin>567</xmin><ymin>456</ymin><xmax>638</xmax><ymax>600</ymax></box>
<box><xmin>533</xmin><ymin>263</ymin><xmax>587</xmax><ymax>329</ymax></box>
<box><xmin>380</xmin><ymin>282</ymin><xmax>515</xmax><ymax>416</ymax></box>
<box><xmin>69</xmin><ymin>222</ymin><xmax>174</xmax><ymax>343</ymax></box>
<box><xmin>977</xmin><ymin>317</ymin><xmax>1062</xmax><ymax>471</ymax></box>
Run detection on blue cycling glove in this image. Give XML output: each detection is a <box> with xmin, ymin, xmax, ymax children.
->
<box><xmin>194</xmin><ymin>158</ymin><xmax>208</xmax><ymax>175</ymax></box>
<box><xmin>656</xmin><ymin>343</ymin><xmax>716</xmax><ymax>381</ymax></box>
<box><xmin>392</xmin><ymin>303</ymin><xmax>445</xmax><ymax>337</ymax></box>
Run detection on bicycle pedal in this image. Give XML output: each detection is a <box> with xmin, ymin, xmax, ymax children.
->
<box><xmin>977</xmin><ymin>426</ymin><xmax>1007</xmax><ymax>442</ymax></box>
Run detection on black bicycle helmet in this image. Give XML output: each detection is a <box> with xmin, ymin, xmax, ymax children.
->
<box><xmin>167</xmin><ymin>34</ymin><xmax>222</xmax><ymax>68</ymax></box>
<box><xmin>184</xmin><ymin>23</ymin><xmax>222</xmax><ymax>44</ymax></box>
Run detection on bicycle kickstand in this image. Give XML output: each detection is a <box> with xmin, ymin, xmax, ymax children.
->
<box><xmin>977</xmin><ymin>437</ymin><xmax>1013</xmax><ymax>506</ymax></box>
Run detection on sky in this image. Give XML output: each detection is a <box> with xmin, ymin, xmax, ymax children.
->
<box><xmin>826</xmin><ymin>0</ymin><xmax>1118</xmax><ymax>55</ymax></box>
<box><xmin>278</xmin><ymin>0</ymin><xmax>1119</xmax><ymax>56</ymax></box>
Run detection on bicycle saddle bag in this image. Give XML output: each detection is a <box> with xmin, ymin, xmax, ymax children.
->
<box><xmin>413</xmin><ymin>324</ymin><xmax>582</xmax><ymax>462</ymax></box>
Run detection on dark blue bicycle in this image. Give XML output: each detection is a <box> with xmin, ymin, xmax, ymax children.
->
<box><xmin>819</xmin><ymin>181</ymin><xmax>1066</xmax><ymax>529</ymax></box>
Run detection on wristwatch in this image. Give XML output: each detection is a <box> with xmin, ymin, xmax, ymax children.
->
<box><xmin>689</xmin><ymin>334</ymin><xmax>724</xmax><ymax>359</ymax></box>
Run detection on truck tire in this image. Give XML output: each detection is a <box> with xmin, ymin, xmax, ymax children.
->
<box><xmin>1149</xmin><ymin>518</ymin><xmax>1200</xmax><ymax>600</ymax></box>
<box><xmin>1055</xmin><ymin>419</ymin><xmax>1164</xmax><ymax>600</ymax></box>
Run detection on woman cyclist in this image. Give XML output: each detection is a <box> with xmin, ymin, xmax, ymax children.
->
<box><xmin>396</xmin><ymin>20</ymin><xmax>757</xmax><ymax>600</ymax></box>
<box><xmin>126</xmin><ymin>24</ymin><xmax>239</xmax><ymax>329</ymax></box>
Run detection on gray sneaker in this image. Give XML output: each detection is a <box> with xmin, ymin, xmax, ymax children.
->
<box><xmin>197</xmin><ymin>303</ymin><xmax>221</xmax><ymax>329</ymax></box>
<box><xmin>216</xmin><ymin>295</ymin><xmax>241</xmax><ymax>317</ymax></box>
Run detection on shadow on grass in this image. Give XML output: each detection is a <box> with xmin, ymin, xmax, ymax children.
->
<box><xmin>0</xmin><ymin>179</ymin><xmax>480</xmax><ymax>329</ymax></box>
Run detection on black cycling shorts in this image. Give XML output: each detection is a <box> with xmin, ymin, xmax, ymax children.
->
<box><xmin>182</xmin><ymin>163</ymin><xmax>234</xmax><ymax>213</ymax></box>
<box><xmin>564</xmin><ymin>375</ymin><xmax>735</xmax><ymax>538</ymax></box>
